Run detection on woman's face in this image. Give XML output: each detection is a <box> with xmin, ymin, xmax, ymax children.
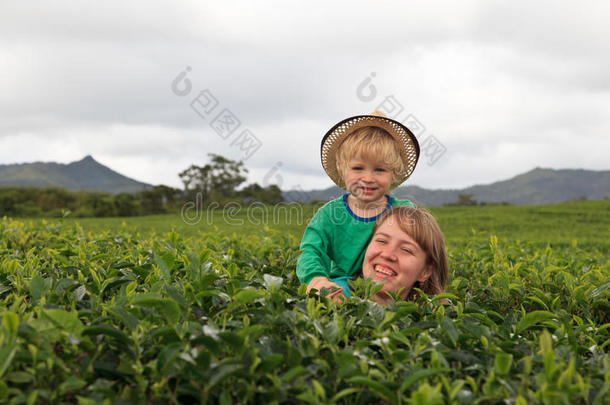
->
<box><xmin>362</xmin><ymin>218</ymin><xmax>432</xmax><ymax>299</ymax></box>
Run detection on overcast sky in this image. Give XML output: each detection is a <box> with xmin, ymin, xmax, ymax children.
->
<box><xmin>1</xmin><ymin>1</ymin><xmax>608</xmax><ymax>191</ymax></box>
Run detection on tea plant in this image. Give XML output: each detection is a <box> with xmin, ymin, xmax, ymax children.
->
<box><xmin>0</xmin><ymin>216</ymin><xmax>608</xmax><ymax>404</ymax></box>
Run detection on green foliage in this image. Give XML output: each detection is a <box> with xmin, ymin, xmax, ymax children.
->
<box><xmin>90</xmin><ymin>194</ymin><xmax>117</xmax><ymax>217</ymax></box>
<box><xmin>0</xmin><ymin>186</ymin><xmax>183</xmax><ymax>218</ymax></box>
<box><xmin>140</xmin><ymin>185</ymin><xmax>182</xmax><ymax>215</ymax></box>
<box><xmin>0</xmin><ymin>154</ymin><xmax>286</xmax><ymax>218</ymax></box>
<box><xmin>114</xmin><ymin>193</ymin><xmax>141</xmax><ymax>217</ymax></box>
<box><xmin>0</xmin><ymin>202</ymin><xmax>608</xmax><ymax>403</ymax></box>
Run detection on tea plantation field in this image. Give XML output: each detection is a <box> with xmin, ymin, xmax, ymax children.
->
<box><xmin>0</xmin><ymin>200</ymin><xmax>608</xmax><ymax>404</ymax></box>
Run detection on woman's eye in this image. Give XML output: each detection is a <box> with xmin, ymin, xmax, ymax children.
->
<box><xmin>375</xmin><ymin>239</ymin><xmax>387</xmax><ymax>245</ymax></box>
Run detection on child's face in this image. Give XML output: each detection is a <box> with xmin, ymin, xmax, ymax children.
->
<box><xmin>362</xmin><ymin>219</ymin><xmax>432</xmax><ymax>299</ymax></box>
<box><xmin>343</xmin><ymin>157</ymin><xmax>393</xmax><ymax>204</ymax></box>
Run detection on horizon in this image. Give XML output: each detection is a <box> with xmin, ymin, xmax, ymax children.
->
<box><xmin>1</xmin><ymin>154</ymin><xmax>606</xmax><ymax>193</ymax></box>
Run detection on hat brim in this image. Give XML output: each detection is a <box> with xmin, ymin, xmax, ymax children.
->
<box><xmin>320</xmin><ymin>114</ymin><xmax>420</xmax><ymax>190</ymax></box>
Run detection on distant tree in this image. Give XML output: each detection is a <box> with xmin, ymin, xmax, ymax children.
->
<box><xmin>457</xmin><ymin>194</ymin><xmax>478</xmax><ymax>206</ymax></box>
<box><xmin>239</xmin><ymin>183</ymin><xmax>284</xmax><ymax>204</ymax></box>
<box><xmin>208</xmin><ymin>154</ymin><xmax>248</xmax><ymax>195</ymax></box>
<box><xmin>152</xmin><ymin>185</ymin><xmax>182</xmax><ymax>210</ymax></box>
<box><xmin>0</xmin><ymin>193</ymin><xmax>17</xmax><ymax>216</ymax></box>
<box><xmin>14</xmin><ymin>201</ymin><xmax>42</xmax><ymax>217</ymax></box>
<box><xmin>88</xmin><ymin>193</ymin><xmax>117</xmax><ymax>217</ymax></box>
<box><xmin>265</xmin><ymin>185</ymin><xmax>284</xmax><ymax>204</ymax></box>
<box><xmin>138</xmin><ymin>186</ymin><xmax>181</xmax><ymax>214</ymax></box>
<box><xmin>35</xmin><ymin>188</ymin><xmax>75</xmax><ymax>212</ymax></box>
<box><xmin>178</xmin><ymin>164</ymin><xmax>203</xmax><ymax>198</ymax></box>
<box><xmin>140</xmin><ymin>189</ymin><xmax>166</xmax><ymax>215</ymax></box>
<box><xmin>238</xmin><ymin>183</ymin><xmax>262</xmax><ymax>201</ymax></box>
<box><xmin>0</xmin><ymin>186</ymin><xmax>183</xmax><ymax>218</ymax></box>
<box><xmin>446</xmin><ymin>194</ymin><xmax>479</xmax><ymax>206</ymax></box>
<box><xmin>115</xmin><ymin>193</ymin><xmax>140</xmax><ymax>217</ymax></box>
<box><xmin>179</xmin><ymin>154</ymin><xmax>248</xmax><ymax>202</ymax></box>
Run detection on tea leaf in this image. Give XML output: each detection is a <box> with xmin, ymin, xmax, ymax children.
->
<box><xmin>232</xmin><ymin>288</ymin><xmax>263</xmax><ymax>306</ymax></box>
<box><xmin>494</xmin><ymin>353</ymin><xmax>513</xmax><ymax>376</ymax></box>
<box><xmin>0</xmin><ymin>342</ymin><xmax>18</xmax><ymax>378</ymax></box>
<box><xmin>82</xmin><ymin>324</ymin><xmax>131</xmax><ymax>346</ymax></box>
<box><xmin>440</xmin><ymin>316</ymin><xmax>459</xmax><ymax>346</ymax></box>
<box><xmin>347</xmin><ymin>376</ymin><xmax>395</xmax><ymax>402</ymax></box>
<box><xmin>263</xmin><ymin>274</ymin><xmax>283</xmax><ymax>290</ymax></box>
<box><xmin>516</xmin><ymin>310</ymin><xmax>557</xmax><ymax>333</ymax></box>
<box><xmin>588</xmin><ymin>280</ymin><xmax>610</xmax><ymax>300</ymax></box>
<box><xmin>206</xmin><ymin>362</ymin><xmax>242</xmax><ymax>388</ymax></box>
<box><xmin>400</xmin><ymin>368</ymin><xmax>451</xmax><ymax>391</ymax></box>
<box><xmin>2</xmin><ymin>312</ymin><xmax>19</xmax><ymax>335</ymax></box>
<box><xmin>42</xmin><ymin>309</ymin><xmax>84</xmax><ymax>337</ymax></box>
<box><xmin>29</xmin><ymin>275</ymin><xmax>50</xmax><ymax>302</ymax></box>
<box><xmin>132</xmin><ymin>293</ymin><xmax>181</xmax><ymax>325</ymax></box>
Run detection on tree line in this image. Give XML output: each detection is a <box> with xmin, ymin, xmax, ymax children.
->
<box><xmin>0</xmin><ymin>154</ymin><xmax>284</xmax><ymax>217</ymax></box>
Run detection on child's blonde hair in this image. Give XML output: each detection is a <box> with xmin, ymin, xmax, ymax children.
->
<box><xmin>335</xmin><ymin>126</ymin><xmax>405</xmax><ymax>187</ymax></box>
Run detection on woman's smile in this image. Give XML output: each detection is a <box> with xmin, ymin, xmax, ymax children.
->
<box><xmin>372</xmin><ymin>263</ymin><xmax>396</xmax><ymax>277</ymax></box>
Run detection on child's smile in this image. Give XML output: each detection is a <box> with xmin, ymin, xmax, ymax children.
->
<box><xmin>360</xmin><ymin>186</ymin><xmax>377</xmax><ymax>194</ymax></box>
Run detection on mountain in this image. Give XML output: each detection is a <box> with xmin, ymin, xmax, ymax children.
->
<box><xmin>283</xmin><ymin>168</ymin><xmax>610</xmax><ymax>206</ymax></box>
<box><xmin>1</xmin><ymin>157</ymin><xmax>607</xmax><ymax>205</ymax></box>
<box><xmin>0</xmin><ymin>155</ymin><xmax>152</xmax><ymax>193</ymax></box>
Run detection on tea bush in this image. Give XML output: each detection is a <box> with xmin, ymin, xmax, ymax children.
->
<box><xmin>0</xmin><ymin>216</ymin><xmax>608</xmax><ymax>404</ymax></box>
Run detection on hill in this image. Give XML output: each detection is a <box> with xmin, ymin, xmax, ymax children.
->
<box><xmin>283</xmin><ymin>168</ymin><xmax>610</xmax><ymax>206</ymax></box>
<box><xmin>0</xmin><ymin>155</ymin><xmax>152</xmax><ymax>193</ymax></box>
<box><xmin>2</xmin><ymin>156</ymin><xmax>608</xmax><ymax>205</ymax></box>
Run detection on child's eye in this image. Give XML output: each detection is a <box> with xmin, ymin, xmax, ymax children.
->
<box><xmin>401</xmin><ymin>248</ymin><xmax>412</xmax><ymax>254</ymax></box>
<box><xmin>375</xmin><ymin>238</ymin><xmax>387</xmax><ymax>245</ymax></box>
<box><xmin>375</xmin><ymin>168</ymin><xmax>387</xmax><ymax>172</ymax></box>
<box><xmin>351</xmin><ymin>166</ymin><xmax>363</xmax><ymax>171</ymax></box>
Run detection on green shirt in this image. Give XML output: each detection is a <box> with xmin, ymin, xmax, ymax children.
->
<box><xmin>296</xmin><ymin>194</ymin><xmax>414</xmax><ymax>284</ymax></box>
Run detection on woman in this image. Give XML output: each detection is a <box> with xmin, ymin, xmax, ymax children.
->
<box><xmin>332</xmin><ymin>206</ymin><xmax>449</xmax><ymax>305</ymax></box>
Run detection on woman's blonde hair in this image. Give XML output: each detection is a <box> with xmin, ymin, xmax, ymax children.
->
<box><xmin>335</xmin><ymin>126</ymin><xmax>405</xmax><ymax>187</ymax></box>
<box><xmin>371</xmin><ymin>206</ymin><xmax>449</xmax><ymax>300</ymax></box>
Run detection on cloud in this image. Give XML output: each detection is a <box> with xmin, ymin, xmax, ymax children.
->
<box><xmin>0</xmin><ymin>0</ymin><xmax>608</xmax><ymax>192</ymax></box>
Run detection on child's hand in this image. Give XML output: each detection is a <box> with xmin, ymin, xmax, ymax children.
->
<box><xmin>306</xmin><ymin>277</ymin><xmax>345</xmax><ymax>303</ymax></box>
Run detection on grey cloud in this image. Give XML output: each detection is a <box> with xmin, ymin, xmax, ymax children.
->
<box><xmin>0</xmin><ymin>1</ymin><xmax>608</xmax><ymax>191</ymax></box>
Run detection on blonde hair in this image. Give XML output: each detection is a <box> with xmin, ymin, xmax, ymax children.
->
<box><xmin>335</xmin><ymin>126</ymin><xmax>405</xmax><ymax>187</ymax></box>
<box><xmin>371</xmin><ymin>206</ymin><xmax>449</xmax><ymax>300</ymax></box>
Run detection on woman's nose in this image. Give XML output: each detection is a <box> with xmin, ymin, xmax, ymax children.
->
<box><xmin>380</xmin><ymin>248</ymin><xmax>396</xmax><ymax>261</ymax></box>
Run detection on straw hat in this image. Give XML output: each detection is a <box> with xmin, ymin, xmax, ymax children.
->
<box><xmin>320</xmin><ymin>111</ymin><xmax>420</xmax><ymax>189</ymax></box>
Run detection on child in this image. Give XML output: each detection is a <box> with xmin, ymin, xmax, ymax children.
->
<box><xmin>297</xmin><ymin>111</ymin><xmax>420</xmax><ymax>300</ymax></box>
